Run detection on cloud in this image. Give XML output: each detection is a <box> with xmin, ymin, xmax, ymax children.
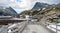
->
<box><xmin>14</xmin><ymin>0</ymin><xmax>37</xmax><ymax>13</ymax></box>
<box><xmin>6</xmin><ymin>0</ymin><xmax>36</xmax><ymax>13</ymax></box>
<box><xmin>37</xmin><ymin>0</ymin><xmax>60</xmax><ymax>4</ymax></box>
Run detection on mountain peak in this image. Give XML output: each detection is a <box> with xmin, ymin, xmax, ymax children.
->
<box><xmin>32</xmin><ymin>2</ymin><xmax>50</xmax><ymax>9</ymax></box>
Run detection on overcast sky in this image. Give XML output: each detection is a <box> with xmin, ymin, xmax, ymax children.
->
<box><xmin>0</xmin><ymin>0</ymin><xmax>60</xmax><ymax>13</ymax></box>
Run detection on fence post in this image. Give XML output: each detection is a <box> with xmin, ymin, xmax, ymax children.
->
<box><xmin>56</xmin><ymin>23</ymin><xmax>57</xmax><ymax>33</ymax></box>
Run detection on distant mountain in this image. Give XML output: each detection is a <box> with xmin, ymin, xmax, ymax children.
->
<box><xmin>55</xmin><ymin>3</ymin><xmax>60</xmax><ymax>8</ymax></box>
<box><xmin>0</xmin><ymin>6</ymin><xmax>17</xmax><ymax>16</ymax></box>
<box><xmin>32</xmin><ymin>2</ymin><xmax>50</xmax><ymax>9</ymax></box>
<box><xmin>6</xmin><ymin>7</ymin><xmax>17</xmax><ymax>16</ymax></box>
<box><xmin>20</xmin><ymin>3</ymin><xmax>60</xmax><ymax>16</ymax></box>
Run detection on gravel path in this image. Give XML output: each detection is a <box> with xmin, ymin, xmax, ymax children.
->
<box><xmin>22</xmin><ymin>21</ymin><xmax>53</xmax><ymax>33</ymax></box>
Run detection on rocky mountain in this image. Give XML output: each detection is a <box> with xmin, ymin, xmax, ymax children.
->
<box><xmin>6</xmin><ymin>7</ymin><xmax>17</xmax><ymax>16</ymax></box>
<box><xmin>0</xmin><ymin>6</ymin><xmax>17</xmax><ymax>16</ymax></box>
<box><xmin>32</xmin><ymin>2</ymin><xmax>50</xmax><ymax>9</ymax></box>
<box><xmin>20</xmin><ymin>3</ymin><xmax>60</xmax><ymax>16</ymax></box>
<box><xmin>20</xmin><ymin>2</ymin><xmax>60</xmax><ymax>23</ymax></box>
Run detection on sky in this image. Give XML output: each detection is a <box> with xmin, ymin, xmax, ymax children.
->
<box><xmin>0</xmin><ymin>0</ymin><xmax>60</xmax><ymax>13</ymax></box>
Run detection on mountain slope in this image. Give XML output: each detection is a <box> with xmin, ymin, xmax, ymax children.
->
<box><xmin>0</xmin><ymin>6</ymin><xmax>17</xmax><ymax>16</ymax></box>
<box><xmin>32</xmin><ymin>2</ymin><xmax>50</xmax><ymax>9</ymax></box>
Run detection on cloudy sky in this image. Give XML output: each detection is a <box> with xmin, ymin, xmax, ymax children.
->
<box><xmin>0</xmin><ymin>0</ymin><xmax>60</xmax><ymax>13</ymax></box>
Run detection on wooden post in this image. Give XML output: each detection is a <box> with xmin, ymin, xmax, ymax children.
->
<box><xmin>56</xmin><ymin>23</ymin><xmax>57</xmax><ymax>33</ymax></box>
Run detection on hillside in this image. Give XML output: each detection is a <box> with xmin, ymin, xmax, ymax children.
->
<box><xmin>20</xmin><ymin>3</ymin><xmax>60</xmax><ymax>23</ymax></box>
<box><xmin>0</xmin><ymin>6</ymin><xmax>17</xmax><ymax>16</ymax></box>
<box><xmin>32</xmin><ymin>2</ymin><xmax>50</xmax><ymax>9</ymax></box>
<box><xmin>20</xmin><ymin>2</ymin><xmax>60</xmax><ymax>16</ymax></box>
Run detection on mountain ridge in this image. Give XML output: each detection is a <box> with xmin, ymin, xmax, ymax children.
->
<box><xmin>32</xmin><ymin>2</ymin><xmax>51</xmax><ymax>9</ymax></box>
<box><xmin>0</xmin><ymin>6</ymin><xmax>17</xmax><ymax>16</ymax></box>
